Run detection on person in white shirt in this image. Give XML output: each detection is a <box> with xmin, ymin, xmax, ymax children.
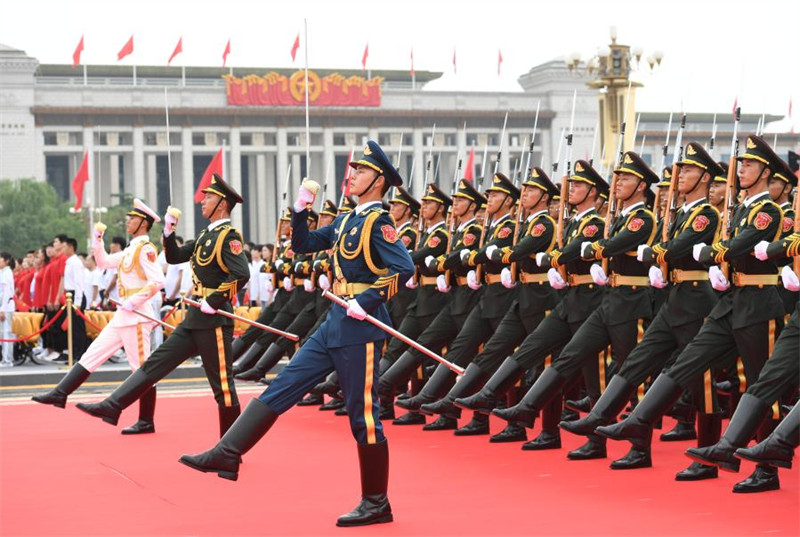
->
<box><xmin>32</xmin><ymin>200</ymin><xmax>166</xmax><ymax>435</ymax></box>
<box><xmin>161</xmin><ymin>237</ymin><xmax>190</xmax><ymax>306</ymax></box>
<box><xmin>103</xmin><ymin>237</ymin><xmax>127</xmax><ymax>306</ymax></box>
<box><xmin>86</xmin><ymin>256</ymin><xmax>104</xmax><ymax>309</ymax></box>
<box><xmin>62</xmin><ymin>238</ymin><xmax>89</xmax><ymax>359</ymax></box>
<box><xmin>248</xmin><ymin>246</ymin><xmax>264</xmax><ymax>306</ymax></box>
<box><xmin>0</xmin><ymin>252</ymin><xmax>16</xmax><ymax>367</ymax></box>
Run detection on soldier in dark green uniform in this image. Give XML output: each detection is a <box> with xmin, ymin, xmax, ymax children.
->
<box><xmin>561</xmin><ymin>143</ymin><xmax>724</xmax><ymax>478</ymax></box>
<box><xmin>455</xmin><ymin>161</ymin><xmax>608</xmax><ymax>451</ymax></box>
<box><xmin>419</xmin><ymin>168</ymin><xmax>560</xmax><ymax>444</ymax></box>
<box><xmin>77</xmin><ymin>174</ymin><xmax>251</xmax><ymax>437</ymax></box>
<box><xmin>387</xmin><ymin>187</ymin><xmax>421</xmax><ymax>329</ymax></box>
<box><xmin>597</xmin><ymin>135</ymin><xmax>786</xmax><ymax>485</ymax></box>
<box><xmin>767</xmin><ymin>159</ymin><xmax>798</xmax><ymax>317</ymax></box>
<box><xmin>378</xmin><ymin>179</ymin><xmax>485</xmax><ymax>426</ymax></box>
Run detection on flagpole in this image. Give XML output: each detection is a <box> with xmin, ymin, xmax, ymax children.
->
<box><xmin>83</xmin><ymin>64</ymin><xmax>87</xmax><ymax>86</ymax></box>
<box><xmin>303</xmin><ymin>18</ymin><xmax>311</xmax><ymax>178</ymax></box>
<box><xmin>133</xmin><ymin>64</ymin><xmax>137</xmax><ymax>86</ymax></box>
<box><xmin>181</xmin><ymin>65</ymin><xmax>186</xmax><ymax>87</ymax></box>
<box><xmin>164</xmin><ymin>88</ymin><xmax>174</xmax><ymax>208</ymax></box>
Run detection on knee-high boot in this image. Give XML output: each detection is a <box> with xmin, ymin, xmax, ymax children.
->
<box><xmin>396</xmin><ymin>364</ymin><xmax>456</xmax><ymax>411</ymax></box>
<box><xmin>32</xmin><ymin>363</ymin><xmax>91</xmax><ymax>408</ymax></box>
<box><xmin>121</xmin><ymin>386</ymin><xmax>157</xmax><ymax>435</ymax></box>
<box><xmin>492</xmin><ymin>367</ymin><xmax>567</xmax><ymax>428</ymax></box>
<box><xmin>455</xmin><ymin>357</ymin><xmax>525</xmax><ymax>415</ymax></box>
<box><xmin>235</xmin><ymin>343</ymin><xmax>284</xmax><ymax>382</ymax></box>
<box><xmin>76</xmin><ymin>369</ymin><xmax>154</xmax><ymax>426</ymax></box>
<box><xmin>675</xmin><ymin>412</ymin><xmax>721</xmax><ymax>480</ymax></box>
<box><xmin>336</xmin><ymin>440</ymin><xmax>393</xmax><ymax>527</ymax></box>
<box><xmin>420</xmin><ymin>363</ymin><xmax>487</xmax><ymax>419</ymax></box>
<box><xmin>231</xmin><ymin>341</ymin><xmax>266</xmax><ymax>376</ymax></box>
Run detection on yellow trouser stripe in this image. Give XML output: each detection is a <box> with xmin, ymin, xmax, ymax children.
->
<box><xmin>364</xmin><ymin>342</ymin><xmax>377</xmax><ymax>444</ymax></box>
<box><xmin>598</xmin><ymin>345</ymin><xmax>611</xmax><ymax>392</ymax></box>
<box><xmin>216</xmin><ymin>327</ymin><xmax>232</xmax><ymax>407</ymax></box>
<box><xmin>544</xmin><ymin>355</ymin><xmax>552</xmax><ymax>368</ymax></box>
<box><xmin>768</xmin><ymin>319</ymin><xmax>780</xmax><ymax>418</ymax></box>
<box><xmin>136</xmin><ymin>324</ymin><xmax>144</xmax><ymax>366</ymax></box>
<box><xmin>703</xmin><ymin>370</ymin><xmax>714</xmax><ymax>414</ymax></box>
<box><xmin>736</xmin><ymin>358</ymin><xmax>746</xmax><ymax>393</ymax></box>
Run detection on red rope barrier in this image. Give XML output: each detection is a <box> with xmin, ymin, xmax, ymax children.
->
<box><xmin>71</xmin><ymin>306</ymin><xmax>104</xmax><ymax>333</ymax></box>
<box><xmin>0</xmin><ymin>307</ymin><xmax>66</xmax><ymax>343</ymax></box>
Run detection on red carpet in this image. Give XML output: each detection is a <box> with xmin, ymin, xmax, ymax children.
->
<box><xmin>2</xmin><ymin>393</ymin><xmax>797</xmax><ymax>537</ymax></box>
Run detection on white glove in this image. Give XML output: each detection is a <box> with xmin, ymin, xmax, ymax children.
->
<box><xmin>303</xmin><ymin>279</ymin><xmax>315</xmax><ymax>292</ymax></box>
<box><xmin>460</xmin><ymin>249</ymin><xmax>471</xmax><ymax>263</ymax></box>
<box><xmin>92</xmin><ymin>222</ymin><xmax>106</xmax><ymax>243</ymax></box>
<box><xmin>346</xmin><ymin>299</ymin><xmax>367</xmax><ymax>320</ymax></box>
<box><xmin>590</xmin><ymin>263</ymin><xmax>608</xmax><ymax>286</ymax></box>
<box><xmin>120</xmin><ymin>299</ymin><xmax>136</xmax><ymax>312</ymax></box>
<box><xmin>283</xmin><ymin>276</ymin><xmax>294</xmax><ymax>292</ymax></box>
<box><xmin>637</xmin><ymin>244</ymin><xmax>649</xmax><ymax>262</ymax></box>
<box><xmin>318</xmin><ymin>274</ymin><xmax>331</xmax><ymax>291</ymax></box>
<box><xmin>501</xmin><ymin>267</ymin><xmax>515</xmax><ymax>289</ymax></box>
<box><xmin>547</xmin><ymin>268</ymin><xmax>567</xmax><ymax>289</ymax></box>
<box><xmin>275</xmin><ymin>259</ymin><xmax>285</xmax><ymax>270</ymax></box>
<box><xmin>486</xmin><ymin>244</ymin><xmax>499</xmax><ymax>261</ymax></box>
<box><xmin>581</xmin><ymin>241</ymin><xmax>594</xmax><ymax>259</ymax></box>
<box><xmin>709</xmin><ymin>266</ymin><xmax>730</xmax><ymax>291</ymax></box>
<box><xmin>425</xmin><ymin>255</ymin><xmax>437</xmax><ymax>269</ymax></box>
<box><xmin>293</xmin><ymin>184</ymin><xmax>316</xmax><ymax>212</ymax></box>
<box><xmin>648</xmin><ymin>265</ymin><xmax>667</xmax><ymax>288</ymax></box>
<box><xmin>754</xmin><ymin>240</ymin><xmax>770</xmax><ymax>261</ymax></box>
<box><xmin>436</xmin><ymin>274</ymin><xmax>451</xmax><ymax>293</ymax></box>
<box><xmin>692</xmin><ymin>243</ymin><xmax>707</xmax><ymax>262</ymax></box>
<box><xmin>781</xmin><ymin>265</ymin><xmax>800</xmax><ymax>291</ymax></box>
<box><xmin>265</xmin><ymin>277</ymin><xmax>275</xmax><ymax>294</ymax></box>
<box><xmin>200</xmin><ymin>299</ymin><xmax>217</xmax><ymax>315</ymax></box>
<box><xmin>405</xmin><ymin>276</ymin><xmax>418</xmax><ymax>289</ymax></box>
<box><xmin>467</xmin><ymin>270</ymin><xmax>482</xmax><ymax>290</ymax></box>
<box><xmin>536</xmin><ymin>252</ymin><xmax>547</xmax><ymax>267</ymax></box>
<box><xmin>164</xmin><ymin>210</ymin><xmax>179</xmax><ymax>237</ymax></box>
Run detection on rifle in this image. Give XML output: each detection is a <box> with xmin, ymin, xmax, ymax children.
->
<box><xmin>603</xmin><ymin>81</ymin><xmax>633</xmax><ymax>274</ymax></box>
<box><xmin>511</xmin><ymin>105</ymin><xmax>542</xmax><ymax>280</ymax></box>
<box><xmin>524</xmin><ymin>101</ymin><xmax>541</xmax><ymax>179</ymax></box>
<box><xmin>720</xmin><ymin>107</ymin><xmax>742</xmax><ymax>279</ymax></box>
<box><xmin>475</xmin><ymin>113</ymin><xmax>508</xmax><ymax>283</ymax></box>
<box><xmin>660</xmin><ymin>113</ymin><xmax>686</xmax><ymax>278</ymax></box>
<box><xmin>554</xmin><ymin>91</ymin><xmax>577</xmax><ymax>281</ymax></box>
<box><xmin>653</xmin><ymin>112</ymin><xmax>673</xmax><ymax>220</ymax></box>
<box><xmin>444</xmin><ymin>154</ymin><xmax>463</xmax><ymax>286</ymax></box>
<box><xmin>415</xmin><ymin>124</ymin><xmax>437</xmax><ymax>250</ymax></box>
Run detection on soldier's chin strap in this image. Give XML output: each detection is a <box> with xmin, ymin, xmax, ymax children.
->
<box><xmin>618</xmin><ymin>178</ymin><xmax>644</xmax><ymax>205</ymax></box>
<box><xmin>352</xmin><ymin>172</ymin><xmax>384</xmax><ymax>198</ymax></box>
<box><xmin>570</xmin><ymin>184</ymin><xmax>597</xmax><ymax>209</ymax></box>
<box><xmin>131</xmin><ymin>217</ymin><xmax>145</xmax><ymax>236</ymax></box>
<box><xmin>210</xmin><ymin>197</ymin><xmax>226</xmax><ymax>220</ymax></box>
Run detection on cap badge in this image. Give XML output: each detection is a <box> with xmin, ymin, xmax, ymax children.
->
<box><xmin>624</xmin><ymin>154</ymin><xmax>634</xmax><ymax>164</ymax></box>
<box><xmin>364</xmin><ymin>145</ymin><xmax>372</xmax><ymax>155</ymax></box>
<box><xmin>575</xmin><ymin>162</ymin><xmax>584</xmax><ymax>172</ymax></box>
<box><xmin>746</xmin><ymin>137</ymin><xmax>757</xmax><ymax>149</ymax></box>
<box><xmin>687</xmin><ymin>145</ymin><xmax>697</xmax><ymax>155</ymax></box>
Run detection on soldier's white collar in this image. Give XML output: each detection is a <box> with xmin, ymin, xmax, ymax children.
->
<box><xmin>780</xmin><ymin>201</ymin><xmax>792</xmax><ymax>209</ymax></box>
<box><xmin>681</xmin><ymin>197</ymin><xmax>706</xmax><ymax>212</ymax></box>
<box><xmin>490</xmin><ymin>212</ymin><xmax>512</xmax><ymax>228</ymax></box>
<box><xmin>426</xmin><ymin>221</ymin><xmax>446</xmax><ymax>233</ymax></box>
<box><xmin>527</xmin><ymin>209</ymin><xmax>548</xmax><ymax>222</ymax></box>
<box><xmin>620</xmin><ymin>201</ymin><xmax>644</xmax><ymax>216</ymax></box>
<box><xmin>457</xmin><ymin>217</ymin><xmax>476</xmax><ymax>231</ymax></box>
<box><xmin>743</xmin><ymin>191</ymin><xmax>769</xmax><ymax>207</ymax></box>
<box><xmin>207</xmin><ymin>218</ymin><xmax>231</xmax><ymax>231</ymax></box>
<box><xmin>571</xmin><ymin>207</ymin><xmax>593</xmax><ymax>221</ymax></box>
<box><xmin>129</xmin><ymin>234</ymin><xmax>150</xmax><ymax>245</ymax></box>
<box><xmin>354</xmin><ymin>201</ymin><xmax>381</xmax><ymax>215</ymax></box>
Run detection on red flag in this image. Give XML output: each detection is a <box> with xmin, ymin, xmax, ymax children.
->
<box><xmin>452</xmin><ymin>48</ymin><xmax>457</xmax><ymax>74</ymax></box>
<box><xmin>362</xmin><ymin>43</ymin><xmax>369</xmax><ymax>71</ymax></box>
<box><xmin>291</xmin><ymin>33</ymin><xmax>300</xmax><ymax>62</ymax></box>
<box><xmin>463</xmin><ymin>146</ymin><xmax>476</xmax><ymax>181</ymax></box>
<box><xmin>72</xmin><ymin>151</ymin><xmax>90</xmax><ymax>211</ymax></box>
<box><xmin>194</xmin><ymin>148</ymin><xmax>223</xmax><ymax>203</ymax></box>
<box><xmin>72</xmin><ymin>35</ymin><xmax>84</xmax><ymax>68</ymax></box>
<box><xmin>222</xmin><ymin>39</ymin><xmax>231</xmax><ymax>68</ymax></box>
<box><xmin>117</xmin><ymin>35</ymin><xmax>134</xmax><ymax>61</ymax></box>
<box><xmin>168</xmin><ymin>37</ymin><xmax>183</xmax><ymax>65</ymax></box>
<box><xmin>497</xmin><ymin>49</ymin><xmax>503</xmax><ymax>76</ymax></box>
<box><xmin>410</xmin><ymin>48</ymin><xmax>414</xmax><ymax>77</ymax></box>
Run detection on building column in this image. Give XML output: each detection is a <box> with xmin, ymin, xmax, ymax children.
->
<box><xmin>412</xmin><ymin>127</ymin><xmax>424</xmax><ymax>199</ymax></box>
<box><xmin>109</xmin><ymin>153</ymin><xmax>120</xmax><ymax>206</ymax></box>
<box><xmin>181</xmin><ymin>127</ymin><xmax>195</xmax><ymax>237</ymax></box>
<box><xmin>146</xmin><ymin>154</ymin><xmax>157</xmax><ymax>204</ymax></box>
<box><xmin>322</xmin><ymin>127</ymin><xmax>334</xmax><ymax>195</ymax></box>
<box><xmin>229</xmin><ymin>127</ymin><xmax>242</xmax><ymax>231</ymax></box>
<box><xmin>276</xmin><ymin>126</ymin><xmax>288</xmax><ymax>218</ymax></box>
<box><xmin>255</xmin><ymin>153</ymin><xmax>268</xmax><ymax>243</ymax></box>
<box><xmin>34</xmin><ymin>125</ymin><xmax>45</xmax><ymax>182</ymax></box>
<box><xmin>82</xmin><ymin>126</ymin><xmax>94</xmax><ymax>208</ymax></box>
<box><xmin>132</xmin><ymin>125</ymin><xmax>145</xmax><ymax>199</ymax></box>
<box><xmin>500</xmin><ymin>129</ymin><xmax>510</xmax><ymax>177</ymax></box>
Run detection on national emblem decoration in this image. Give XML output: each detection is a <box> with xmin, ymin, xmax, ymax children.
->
<box><xmin>427</xmin><ymin>235</ymin><xmax>441</xmax><ymax>248</ymax></box>
<box><xmin>230</xmin><ymin>240</ymin><xmax>243</xmax><ymax>255</ymax></box>
<box><xmin>583</xmin><ymin>224</ymin><xmax>599</xmax><ymax>238</ymax></box>
<box><xmin>692</xmin><ymin>215</ymin><xmax>710</xmax><ymax>232</ymax></box>
<box><xmin>754</xmin><ymin>212</ymin><xmax>772</xmax><ymax>231</ymax></box>
<box><xmin>531</xmin><ymin>223</ymin><xmax>546</xmax><ymax>237</ymax></box>
<box><xmin>627</xmin><ymin>217</ymin><xmax>645</xmax><ymax>232</ymax></box>
<box><xmin>381</xmin><ymin>225</ymin><xmax>398</xmax><ymax>243</ymax></box>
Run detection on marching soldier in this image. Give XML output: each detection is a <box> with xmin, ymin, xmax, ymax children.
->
<box><xmin>179</xmin><ymin>141</ymin><xmax>414</xmax><ymax>527</ymax></box>
<box><xmin>597</xmin><ymin>135</ymin><xmax>786</xmax><ymax>485</ymax></box>
<box><xmin>767</xmin><ymin>158</ymin><xmax>798</xmax><ymax>316</ymax></box>
<box><xmin>560</xmin><ymin>143</ymin><xmax>723</xmax><ymax>478</ymax></box>
<box><xmin>76</xmin><ymin>174</ymin><xmax>251</xmax><ymax>439</ymax></box>
<box><xmin>387</xmin><ymin>187</ymin><xmax>421</xmax><ymax>328</ymax></box>
<box><xmin>32</xmin><ymin>199</ymin><xmax>166</xmax><ymax>434</ymax></box>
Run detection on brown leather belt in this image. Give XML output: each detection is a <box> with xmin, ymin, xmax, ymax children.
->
<box><xmin>519</xmin><ymin>272</ymin><xmax>549</xmax><ymax>284</ymax></box>
<box><xmin>732</xmin><ymin>273</ymin><xmax>778</xmax><ymax>287</ymax></box>
<box><xmin>332</xmin><ymin>281</ymin><xmax>372</xmax><ymax>297</ymax></box>
<box><xmin>419</xmin><ymin>276</ymin><xmax>438</xmax><ymax>286</ymax></box>
<box><xmin>670</xmin><ymin>269</ymin><xmax>709</xmax><ymax>284</ymax></box>
<box><xmin>608</xmin><ymin>273</ymin><xmax>650</xmax><ymax>288</ymax></box>
<box><xmin>455</xmin><ymin>276</ymin><xmax>468</xmax><ymax>286</ymax></box>
<box><xmin>567</xmin><ymin>274</ymin><xmax>594</xmax><ymax>286</ymax></box>
<box><xmin>484</xmin><ymin>273</ymin><xmax>503</xmax><ymax>285</ymax></box>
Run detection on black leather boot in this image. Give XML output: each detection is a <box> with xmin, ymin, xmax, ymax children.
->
<box><xmin>609</xmin><ymin>440</ymin><xmax>649</xmax><ymax>468</ymax></box>
<box><xmin>490</xmin><ymin>422</ymin><xmax>528</xmax><ymax>443</ymax></box>
<box><xmin>421</xmin><ymin>415</ymin><xmax>457</xmax><ymax>430</ymax></box>
<box><xmin>685</xmin><ymin>394</ymin><xmax>770</xmax><ymax>472</ymax></box>
<box><xmin>560</xmin><ymin>375</ymin><xmax>634</xmax><ymax>437</ymax></box>
<box><xmin>454</xmin><ymin>412</ymin><xmax>490</xmax><ymax>436</ymax></box>
<box><xmin>336</xmin><ymin>440</ymin><xmax>393</xmax><ymax>527</ymax></box>
<box><xmin>218</xmin><ymin>404</ymin><xmax>241</xmax><ymax>437</ymax></box>
<box><xmin>122</xmin><ymin>386</ymin><xmax>157</xmax><ymax>435</ymax></box>
<box><xmin>523</xmin><ymin>430</ymin><xmax>562</xmax><ymax>451</ymax></box>
<box><xmin>231</xmin><ymin>341</ymin><xmax>265</xmax><ymax>376</ymax></box>
<box><xmin>420</xmin><ymin>363</ymin><xmax>487</xmax><ymax>419</ymax></box>
<box><xmin>312</xmin><ymin>371</ymin><xmax>340</xmax><ymax>396</ymax></box>
<box><xmin>565</xmin><ymin>395</ymin><xmax>592</xmax><ymax>413</ymax></box>
<box><xmin>320</xmin><ymin>395</ymin><xmax>345</xmax><ymax>411</ymax></box>
<box><xmin>596</xmin><ymin>373</ymin><xmax>683</xmax><ymax>444</ymax></box>
<box><xmin>235</xmin><ymin>343</ymin><xmax>284</xmax><ymax>382</ymax></box>
<box><xmin>493</xmin><ymin>367</ymin><xmax>566</xmax><ymax>427</ymax></box>
<box><xmin>297</xmin><ymin>393</ymin><xmax>324</xmax><ymax>406</ymax></box>
<box><xmin>736</xmin><ymin>403</ymin><xmax>799</xmax><ymax>469</ymax></box>
<box><xmin>377</xmin><ymin>351</ymin><xmax>419</xmax><ymax>400</ymax></box>
<box><xmin>76</xmin><ymin>369</ymin><xmax>153</xmax><ymax>426</ymax></box>
<box><xmin>393</xmin><ymin>412</ymin><xmax>426</xmax><ymax>426</ymax></box>
<box><xmin>230</xmin><ymin>337</ymin><xmax>252</xmax><ymax>374</ymax></box>
<box><xmin>455</xmin><ymin>357</ymin><xmax>524</xmax><ymax>415</ymax></box>
<box><xmin>732</xmin><ymin>465</ymin><xmax>780</xmax><ymax>493</ymax></box>
<box><xmin>396</xmin><ymin>364</ymin><xmax>455</xmax><ymax>412</ymax></box>
<box><xmin>179</xmin><ymin>399</ymin><xmax>277</xmax><ymax>481</ymax></box>
<box><xmin>661</xmin><ymin>416</ymin><xmax>697</xmax><ymax>441</ymax></box>
<box><xmin>676</xmin><ymin>413</ymin><xmax>721</xmax><ymax>480</ymax></box>
<box><xmin>32</xmin><ymin>363</ymin><xmax>91</xmax><ymax>408</ymax></box>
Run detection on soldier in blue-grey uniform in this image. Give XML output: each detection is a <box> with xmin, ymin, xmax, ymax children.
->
<box><xmin>179</xmin><ymin>141</ymin><xmax>414</xmax><ymax>528</ymax></box>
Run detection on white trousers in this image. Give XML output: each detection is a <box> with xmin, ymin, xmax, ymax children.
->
<box><xmin>78</xmin><ymin>322</ymin><xmax>152</xmax><ymax>373</ymax></box>
<box><xmin>1</xmin><ymin>312</ymin><xmax>14</xmax><ymax>363</ymax></box>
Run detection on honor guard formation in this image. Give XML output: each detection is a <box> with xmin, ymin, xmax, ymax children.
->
<box><xmin>14</xmin><ymin>129</ymin><xmax>800</xmax><ymax>527</ymax></box>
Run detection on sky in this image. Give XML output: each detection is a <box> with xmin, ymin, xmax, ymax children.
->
<box><xmin>3</xmin><ymin>0</ymin><xmax>800</xmax><ymax>125</ymax></box>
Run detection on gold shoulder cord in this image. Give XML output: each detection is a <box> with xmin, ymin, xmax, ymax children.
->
<box><xmin>745</xmin><ymin>201</ymin><xmax>784</xmax><ymax>243</ymax></box>
<box><xmin>120</xmin><ymin>241</ymin><xmax>148</xmax><ymax>280</ymax></box>
<box><xmin>332</xmin><ymin>213</ymin><xmax>353</xmax><ymax>281</ymax></box>
<box><xmin>194</xmin><ymin>226</ymin><xmax>232</xmax><ymax>272</ymax></box>
<box><xmin>337</xmin><ymin>211</ymin><xmax>388</xmax><ymax>276</ymax></box>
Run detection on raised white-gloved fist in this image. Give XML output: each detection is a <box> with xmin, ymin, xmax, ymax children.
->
<box><xmin>637</xmin><ymin>244</ymin><xmax>649</xmax><ymax>262</ymax></box>
<box><xmin>486</xmin><ymin>244</ymin><xmax>499</xmax><ymax>261</ymax></box>
<box><xmin>120</xmin><ymin>299</ymin><xmax>136</xmax><ymax>312</ymax></box>
<box><xmin>200</xmin><ymin>299</ymin><xmax>217</xmax><ymax>315</ymax></box>
<box><xmin>436</xmin><ymin>274</ymin><xmax>451</xmax><ymax>293</ymax></box>
<box><xmin>536</xmin><ymin>252</ymin><xmax>547</xmax><ymax>267</ymax></box>
<box><xmin>93</xmin><ymin>222</ymin><xmax>107</xmax><ymax>243</ymax></box>
<box><xmin>754</xmin><ymin>240</ymin><xmax>770</xmax><ymax>261</ymax></box>
<box><xmin>590</xmin><ymin>263</ymin><xmax>608</xmax><ymax>286</ymax></box>
<box><xmin>581</xmin><ymin>241</ymin><xmax>594</xmax><ymax>259</ymax></box>
<box><xmin>547</xmin><ymin>268</ymin><xmax>567</xmax><ymax>289</ymax></box>
<box><xmin>692</xmin><ymin>243</ymin><xmax>707</xmax><ymax>262</ymax></box>
<box><xmin>425</xmin><ymin>255</ymin><xmax>437</xmax><ymax>270</ymax></box>
<box><xmin>500</xmin><ymin>267</ymin><xmax>515</xmax><ymax>289</ymax></box>
<box><xmin>405</xmin><ymin>276</ymin><xmax>418</xmax><ymax>289</ymax></box>
<box><xmin>318</xmin><ymin>274</ymin><xmax>331</xmax><ymax>291</ymax></box>
<box><xmin>283</xmin><ymin>276</ymin><xmax>294</xmax><ymax>292</ymax></box>
<box><xmin>648</xmin><ymin>265</ymin><xmax>667</xmax><ymax>289</ymax></box>
<box><xmin>781</xmin><ymin>265</ymin><xmax>800</xmax><ymax>291</ymax></box>
<box><xmin>293</xmin><ymin>180</ymin><xmax>319</xmax><ymax>212</ymax></box>
<box><xmin>467</xmin><ymin>270</ymin><xmax>482</xmax><ymax>290</ymax></box>
<box><xmin>163</xmin><ymin>207</ymin><xmax>181</xmax><ymax>237</ymax></box>
<box><xmin>346</xmin><ymin>299</ymin><xmax>367</xmax><ymax>320</ymax></box>
<box><xmin>709</xmin><ymin>266</ymin><xmax>730</xmax><ymax>291</ymax></box>
<box><xmin>303</xmin><ymin>279</ymin><xmax>315</xmax><ymax>292</ymax></box>
<box><xmin>460</xmin><ymin>249</ymin><xmax>471</xmax><ymax>263</ymax></box>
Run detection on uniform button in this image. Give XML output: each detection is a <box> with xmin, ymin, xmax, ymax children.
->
<box><xmin>693</xmin><ymin>282</ymin><xmax>698</xmax><ymax>287</ymax></box>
